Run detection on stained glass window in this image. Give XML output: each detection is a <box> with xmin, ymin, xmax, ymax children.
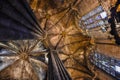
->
<box><xmin>90</xmin><ymin>52</ymin><xmax>120</xmax><ymax>80</ymax></box>
<box><xmin>80</xmin><ymin>6</ymin><xmax>108</xmax><ymax>29</ymax></box>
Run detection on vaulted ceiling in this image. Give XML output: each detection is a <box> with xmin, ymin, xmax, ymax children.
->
<box><xmin>0</xmin><ymin>0</ymin><xmax>118</xmax><ymax>80</ymax></box>
<box><xmin>29</xmin><ymin>0</ymin><xmax>96</xmax><ymax>79</ymax></box>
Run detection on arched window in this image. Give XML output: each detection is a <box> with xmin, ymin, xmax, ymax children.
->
<box><xmin>79</xmin><ymin>6</ymin><xmax>108</xmax><ymax>31</ymax></box>
<box><xmin>90</xmin><ymin>51</ymin><xmax>120</xmax><ymax>80</ymax></box>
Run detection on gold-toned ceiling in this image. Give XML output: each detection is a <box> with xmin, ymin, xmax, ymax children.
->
<box><xmin>0</xmin><ymin>0</ymin><xmax>98</xmax><ymax>80</ymax></box>
<box><xmin>30</xmin><ymin>0</ymin><xmax>96</xmax><ymax>79</ymax></box>
<box><xmin>0</xmin><ymin>0</ymin><xmax>120</xmax><ymax>80</ymax></box>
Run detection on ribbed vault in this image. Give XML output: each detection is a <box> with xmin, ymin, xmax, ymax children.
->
<box><xmin>31</xmin><ymin>0</ymin><xmax>96</xmax><ymax>79</ymax></box>
<box><xmin>0</xmin><ymin>0</ymin><xmax>97</xmax><ymax>80</ymax></box>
